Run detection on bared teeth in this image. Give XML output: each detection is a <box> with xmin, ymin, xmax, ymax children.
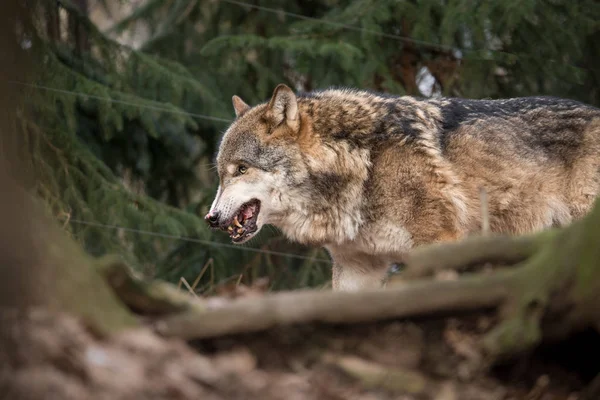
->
<box><xmin>227</xmin><ymin>226</ymin><xmax>233</xmax><ymax>232</ymax></box>
<box><xmin>237</xmin><ymin>228</ymin><xmax>244</xmax><ymax>234</ymax></box>
<box><xmin>232</xmin><ymin>233</ymin><xmax>241</xmax><ymax>239</ymax></box>
<box><xmin>233</xmin><ymin>216</ymin><xmax>242</xmax><ymax>228</ymax></box>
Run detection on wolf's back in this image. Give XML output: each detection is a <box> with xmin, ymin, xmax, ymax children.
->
<box><xmin>432</xmin><ymin>96</ymin><xmax>600</xmax><ymax>163</ymax></box>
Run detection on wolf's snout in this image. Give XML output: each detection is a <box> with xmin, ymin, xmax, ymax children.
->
<box><xmin>204</xmin><ymin>211</ymin><xmax>220</xmax><ymax>228</ymax></box>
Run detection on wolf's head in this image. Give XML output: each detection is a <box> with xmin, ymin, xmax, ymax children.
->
<box><xmin>205</xmin><ymin>84</ymin><xmax>369</xmax><ymax>245</ymax></box>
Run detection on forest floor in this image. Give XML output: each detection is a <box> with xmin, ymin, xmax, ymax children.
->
<box><xmin>3</xmin><ymin>277</ymin><xmax>599</xmax><ymax>400</ymax></box>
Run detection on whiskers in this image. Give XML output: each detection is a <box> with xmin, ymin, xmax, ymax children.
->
<box><xmin>198</xmin><ymin>162</ymin><xmax>218</xmax><ymax>172</ymax></box>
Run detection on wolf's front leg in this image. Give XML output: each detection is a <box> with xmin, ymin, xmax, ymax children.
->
<box><xmin>330</xmin><ymin>260</ymin><xmax>389</xmax><ymax>292</ymax></box>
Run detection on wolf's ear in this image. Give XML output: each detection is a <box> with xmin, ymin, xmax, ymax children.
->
<box><xmin>232</xmin><ymin>95</ymin><xmax>250</xmax><ymax>117</ymax></box>
<box><xmin>266</xmin><ymin>84</ymin><xmax>298</xmax><ymax>129</ymax></box>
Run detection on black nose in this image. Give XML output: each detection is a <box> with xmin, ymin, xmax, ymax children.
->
<box><xmin>204</xmin><ymin>212</ymin><xmax>220</xmax><ymax>228</ymax></box>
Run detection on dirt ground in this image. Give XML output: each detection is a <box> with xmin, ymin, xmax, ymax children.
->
<box><xmin>2</xmin><ymin>288</ymin><xmax>599</xmax><ymax>400</ymax></box>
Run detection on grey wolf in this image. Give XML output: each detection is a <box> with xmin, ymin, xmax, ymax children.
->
<box><xmin>205</xmin><ymin>84</ymin><xmax>600</xmax><ymax>291</ymax></box>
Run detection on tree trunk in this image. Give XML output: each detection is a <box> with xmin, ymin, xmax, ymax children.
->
<box><xmin>45</xmin><ymin>1</ymin><xmax>60</xmax><ymax>41</ymax></box>
<box><xmin>68</xmin><ymin>0</ymin><xmax>89</xmax><ymax>56</ymax></box>
<box><xmin>0</xmin><ymin>0</ymin><xmax>134</xmax><ymax>334</ymax></box>
<box><xmin>391</xmin><ymin>19</ymin><xmax>421</xmax><ymax>95</ymax></box>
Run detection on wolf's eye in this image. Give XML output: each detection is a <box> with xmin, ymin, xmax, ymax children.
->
<box><xmin>237</xmin><ymin>165</ymin><xmax>248</xmax><ymax>175</ymax></box>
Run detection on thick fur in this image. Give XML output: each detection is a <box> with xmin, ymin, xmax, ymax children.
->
<box><xmin>207</xmin><ymin>84</ymin><xmax>600</xmax><ymax>291</ymax></box>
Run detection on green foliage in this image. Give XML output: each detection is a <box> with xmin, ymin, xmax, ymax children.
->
<box><xmin>24</xmin><ymin>0</ymin><xmax>331</xmax><ymax>293</ymax></box>
<box><xmin>24</xmin><ymin>0</ymin><xmax>600</xmax><ymax>292</ymax></box>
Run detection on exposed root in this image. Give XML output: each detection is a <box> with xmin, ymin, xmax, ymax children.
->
<box><xmin>151</xmin><ymin>275</ymin><xmax>509</xmax><ymax>340</ymax></box>
<box><xmin>95</xmin><ymin>255</ymin><xmax>206</xmax><ymax>316</ymax></box>
<box><xmin>389</xmin><ymin>233</ymin><xmax>542</xmax><ymax>281</ymax></box>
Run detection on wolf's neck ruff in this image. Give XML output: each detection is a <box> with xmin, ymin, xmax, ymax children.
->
<box><xmin>208</xmin><ymin>84</ymin><xmax>600</xmax><ymax>291</ymax></box>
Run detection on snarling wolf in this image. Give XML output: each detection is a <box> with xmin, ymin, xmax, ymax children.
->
<box><xmin>205</xmin><ymin>84</ymin><xmax>600</xmax><ymax>291</ymax></box>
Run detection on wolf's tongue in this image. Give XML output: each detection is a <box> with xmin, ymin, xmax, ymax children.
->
<box><xmin>243</xmin><ymin>205</ymin><xmax>254</xmax><ymax>220</ymax></box>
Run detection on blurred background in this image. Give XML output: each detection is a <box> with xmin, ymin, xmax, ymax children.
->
<box><xmin>23</xmin><ymin>0</ymin><xmax>600</xmax><ymax>293</ymax></box>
